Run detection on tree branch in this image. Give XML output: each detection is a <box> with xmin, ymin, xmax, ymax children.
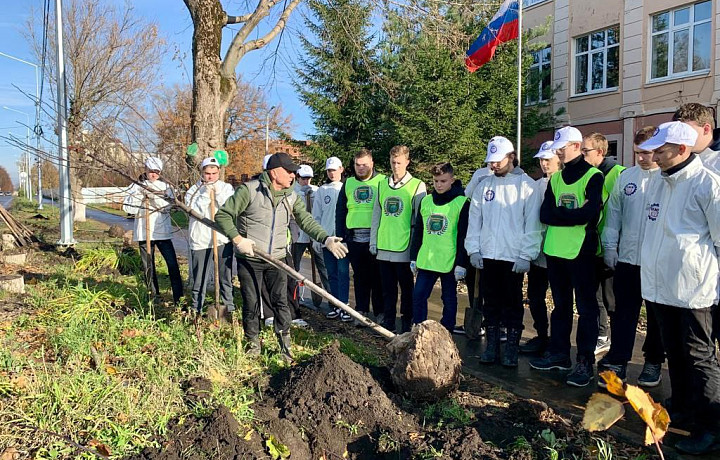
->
<box><xmin>225</xmin><ymin>13</ymin><xmax>252</xmax><ymax>24</ymax></box>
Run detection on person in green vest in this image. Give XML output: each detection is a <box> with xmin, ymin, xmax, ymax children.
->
<box><xmin>529</xmin><ymin>126</ymin><xmax>604</xmax><ymax>388</ymax></box>
<box><xmin>335</xmin><ymin>148</ymin><xmax>386</xmax><ymax>323</ymax></box>
<box><xmin>410</xmin><ymin>162</ymin><xmax>469</xmax><ymax>332</ymax></box>
<box><xmin>370</xmin><ymin>145</ymin><xmax>426</xmax><ymax>333</ymax></box>
<box><xmin>581</xmin><ymin>132</ymin><xmax>625</xmax><ymax>355</ymax></box>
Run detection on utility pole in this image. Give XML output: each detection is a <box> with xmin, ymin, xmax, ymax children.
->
<box><xmin>55</xmin><ymin>0</ymin><xmax>74</xmax><ymax>245</ymax></box>
<box><xmin>3</xmin><ymin>107</ymin><xmax>31</xmax><ymax>200</ymax></box>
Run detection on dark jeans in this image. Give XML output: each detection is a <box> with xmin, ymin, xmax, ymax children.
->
<box><xmin>323</xmin><ymin>248</ymin><xmax>350</xmax><ymax>304</ymax></box>
<box><xmin>237</xmin><ymin>257</ymin><xmax>291</xmax><ymax>339</ymax></box>
<box><xmin>412</xmin><ymin>269</ymin><xmax>457</xmax><ymax>331</ymax></box>
<box><xmin>190</xmin><ymin>244</ymin><xmax>234</xmax><ymax>313</ymax></box>
<box><xmin>527</xmin><ymin>264</ymin><xmax>549</xmax><ymax>338</ymax></box>
<box><xmin>378</xmin><ymin>260</ymin><xmax>414</xmax><ymax>329</ymax></box>
<box><xmin>139</xmin><ymin>239</ymin><xmax>183</xmax><ymax>303</ymax></box>
<box><xmin>292</xmin><ymin>242</ymin><xmax>331</xmax><ymax>305</ymax></box>
<box><xmin>481</xmin><ymin>259</ymin><xmax>524</xmax><ymax>330</ymax></box>
<box><xmin>546</xmin><ymin>254</ymin><xmax>600</xmax><ymax>363</ymax></box>
<box><xmin>643</xmin><ymin>301</ymin><xmax>666</xmax><ymax>364</ymax></box>
<box><xmin>597</xmin><ymin>260</ymin><xmax>616</xmax><ymax>337</ymax></box>
<box><xmin>347</xmin><ymin>240</ymin><xmax>383</xmax><ymax>314</ymax></box>
<box><xmin>649</xmin><ymin>301</ymin><xmax>720</xmax><ymax>431</ymax></box>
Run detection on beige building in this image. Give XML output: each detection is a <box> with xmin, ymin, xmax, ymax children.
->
<box><xmin>524</xmin><ymin>0</ymin><xmax>718</xmax><ymax>165</ymax></box>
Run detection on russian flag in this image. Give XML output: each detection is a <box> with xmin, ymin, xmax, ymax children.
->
<box><xmin>465</xmin><ymin>0</ymin><xmax>520</xmax><ymax>72</ymax></box>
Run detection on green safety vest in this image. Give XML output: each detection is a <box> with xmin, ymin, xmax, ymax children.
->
<box><xmin>543</xmin><ymin>168</ymin><xmax>602</xmax><ymax>260</ymax></box>
<box><xmin>377</xmin><ymin>177</ymin><xmax>422</xmax><ymax>252</ymax></box>
<box><xmin>417</xmin><ymin>195</ymin><xmax>467</xmax><ymax>273</ymax></box>
<box><xmin>597</xmin><ymin>164</ymin><xmax>626</xmax><ymax>255</ymax></box>
<box><xmin>345</xmin><ymin>174</ymin><xmax>386</xmax><ymax>229</ymax></box>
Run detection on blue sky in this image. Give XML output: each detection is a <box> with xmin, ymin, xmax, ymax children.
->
<box><xmin>0</xmin><ymin>0</ymin><xmax>315</xmax><ymax>186</ymax></box>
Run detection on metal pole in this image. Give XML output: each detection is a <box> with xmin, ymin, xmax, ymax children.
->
<box><xmin>516</xmin><ymin>1</ymin><xmax>523</xmax><ymax>162</ymax></box>
<box><xmin>56</xmin><ymin>0</ymin><xmax>75</xmax><ymax>245</ymax></box>
<box><xmin>265</xmin><ymin>105</ymin><xmax>275</xmax><ymax>155</ymax></box>
<box><xmin>3</xmin><ymin>108</ymin><xmax>30</xmax><ymax>199</ymax></box>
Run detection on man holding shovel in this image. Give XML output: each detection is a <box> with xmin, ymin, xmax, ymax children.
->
<box><xmin>215</xmin><ymin>152</ymin><xmax>348</xmax><ymax>362</ymax></box>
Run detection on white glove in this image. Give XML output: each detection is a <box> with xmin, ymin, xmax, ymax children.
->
<box><xmin>511</xmin><ymin>258</ymin><xmax>531</xmax><ymax>274</ymax></box>
<box><xmin>233</xmin><ymin>235</ymin><xmax>256</xmax><ymax>257</ymax></box>
<box><xmin>410</xmin><ymin>261</ymin><xmax>417</xmax><ymax>275</ymax></box>
<box><xmin>469</xmin><ymin>253</ymin><xmax>483</xmax><ymax>269</ymax></box>
<box><xmin>454</xmin><ymin>266</ymin><xmax>466</xmax><ymax>281</ymax></box>
<box><xmin>324</xmin><ymin>236</ymin><xmax>348</xmax><ymax>259</ymax></box>
<box><xmin>603</xmin><ymin>247</ymin><xmax>619</xmax><ymax>269</ymax></box>
<box><xmin>369</xmin><ymin>244</ymin><xmax>377</xmax><ymax>256</ymax></box>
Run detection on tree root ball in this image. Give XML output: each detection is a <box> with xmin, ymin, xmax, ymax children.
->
<box><xmin>107</xmin><ymin>224</ymin><xmax>126</xmax><ymax>238</ymax></box>
<box><xmin>387</xmin><ymin>320</ymin><xmax>462</xmax><ymax>401</ymax></box>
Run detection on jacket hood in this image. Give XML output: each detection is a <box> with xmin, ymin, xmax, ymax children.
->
<box><xmin>433</xmin><ymin>179</ymin><xmax>465</xmax><ymax>205</ymax></box>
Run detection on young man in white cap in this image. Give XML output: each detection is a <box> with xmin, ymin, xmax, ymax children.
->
<box><xmin>312</xmin><ymin>157</ymin><xmax>351</xmax><ymax>320</ymax></box>
<box><xmin>638</xmin><ymin>121</ymin><xmax>720</xmax><ymax>455</ymax></box>
<box><xmin>597</xmin><ymin>127</ymin><xmax>665</xmax><ymax>388</ymax></box>
<box><xmin>370</xmin><ymin>145</ymin><xmax>426</xmax><ymax>333</ymax></box>
<box><xmin>466</xmin><ymin>137</ymin><xmax>542</xmax><ymax>367</ymax></box>
<box><xmin>520</xmin><ymin>141</ymin><xmax>562</xmax><ymax>355</ymax></box>
<box><xmin>673</xmin><ymin>102</ymin><xmax>720</xmax><ymax>172</ymax></box>
<box><xmin>529</xmin><ymin>126</ymin><xmax>604</xmax><ymax>387</ymax></box>
<box><xmin>215</xmin><ymin>152</ymin><xmax>348</xmax><ymax>362</ymax></box>
<box><xmin>184</xmin><ymin>156</ymin><xmax>236</xmax><ymax>317</ymax></box>
<box><xmin>123</xmin><ymin>157</ymin><xmax>184</xmax><ymax>304</ymax></box>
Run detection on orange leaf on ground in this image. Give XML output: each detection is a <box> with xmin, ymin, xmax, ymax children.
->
<box><xmin>598</xmin><ymin>370</ymin><xmax>625</xmax><ymax>397</ymax></box>
<box><xmin>625</xmin><ymin>384</ymin><xmax>669</xmax><ymax>445</ymax></box>
<box><xmin>88</xmin><ymin>440</ymin><xmax>111</xmax><ymax>457</ymax></box>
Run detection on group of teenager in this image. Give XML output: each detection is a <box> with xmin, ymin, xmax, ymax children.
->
<box><xmin>122</xmin><ymin>101</ymin><xmax>720</xmax><ymax>455</ymax></box>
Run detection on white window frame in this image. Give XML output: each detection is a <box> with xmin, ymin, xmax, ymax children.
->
<box><xmin>523</xmin><ymin>0</ymin><xmax>550</xmax><ymax>7</ymax></box>
<box><xmin>526</xmin><ymin>46</ymin><xmax>551</xmax><ymax>105</ymax></box>
<box><xmin>648</xmin><ymin>1</ymin><xmax>712</xmax><ymax>82</ymax></box>
<box><xmin>572</xmin><ymin>25</ymin><xmax>620</xmax><ymax>97</ymax></box>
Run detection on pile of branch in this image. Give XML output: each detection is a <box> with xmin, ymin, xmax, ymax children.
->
<box><xmin>0</xmin><ymin>206</ymin><xmax>37</xmax><ymax>248</ymax></box>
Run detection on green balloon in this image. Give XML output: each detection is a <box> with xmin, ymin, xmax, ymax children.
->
<box><xmin>186</xmin><ymin>143</ymin><xmax>198</xmax><ymax>156</ymax></box>
<box><xmin>214</xmin><ymin>150</ymin><xmax>229</xmax><ymax>166</ymax></box>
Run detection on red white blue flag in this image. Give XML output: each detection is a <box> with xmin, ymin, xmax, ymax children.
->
<box><xmin>465</xmin><ymin>0</ymin><xmax>520</xmax><ymax>72</ymax></box>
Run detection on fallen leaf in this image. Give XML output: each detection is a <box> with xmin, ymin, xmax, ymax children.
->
<box><xmin>244</xmin><ymin>430</ymin><xmax>253</xmax><ymax>441</ymax></box>
<box><xmin>598</xmin><ymin>370</ymin><xmax>625</xmax><ymax>397</ymax></box>
<box><xmin>10</xmin><ymin>375</ymin><xmax>28</xmax><ymax>390</ymax></box>
<box><xmin>104</xmin><ymin>365</ymin><xmax>117</xmax><ymax>375</ymax></box>
<box><xmin>88</xmin><ymin>440</ymin><xmax>111</xmax><ymax>458</ymax></box>
<box><xmin>582</xmin><ymin>393</ymin><xmax>625</xmax><ymax>431</ymax></box>
<box><xmin>625</xmin><ymin>385</ymin><xmax>669</xmax><ymax>445</ymax></box>
<box><xmin>0</xmin><ymin>446</ymin><xmax>20</xmax><ymax>460</ymax></box>
<box><xmin>121</xmin><ymin>329</ymin><xmax>141</xmax><ymax>338</ymax></box>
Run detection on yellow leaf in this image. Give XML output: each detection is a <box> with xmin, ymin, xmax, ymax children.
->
<box><xmin>88</xmin><ymin>439</ymin><xmax>111</xmax><ymax>458</ymax></box>
<box><xmin>625</xmin><ymin>384</ymin><xmax>669</xmax><ymax>445</ymax></box>
<box><xmin>582</xmin><ymin>393</ymin><xmax>625</xmax><ymax>432</ymax></box>
<box><xmin>598</xmin><ymin>370</ymin><xmax>625</xmax><ymax>397</ymax></box>
<box><xmin>244</xmin><ymin>430</ymin><xmax>253</xmax><ymax>441</ymax></box>
<box><xmin>105</xmin><ymin>365</ymin><xmax>117</xmax><ymax>375</ymax></box>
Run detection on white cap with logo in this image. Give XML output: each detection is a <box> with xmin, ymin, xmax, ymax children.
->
<box><xmin>262</xmin><ymin>154</ymin><xmax>273</xmax><ymax>170</ymax></box>
<box><xmin>485</xmin><ymin>136</ymin><xmax>514</xmax><ymax>163</ymax></box>
<box><xmin>639</xmin><ymin>121</ymin><xmax>699</xmax><ymax>151</ymax></box>
<box><xmin>297</xmin><ymin>165</ymin><xmax>314</xmax><ymax>178</ymax></box>
<box><xmin>534</xmin><ymin>141</ymin><xmax>556</xmax><ymax>159</ymax></box>
<box><xmin>200</xmin><ymin>157</ymin><xmax>220</xmax><ymax>170</ymax></box>
<box><xmin>550</xmin><ymin>126</ymin><xmax>583</xmax><ymax>150</ymax></box>
<box><xmin>325</xmin><ymin>156</ymin><xmax>342</xmax><ymax>170</ymax></box>
<box><xmin>145</xmin><ymin>157</ymin><xmax>163</xmax><ymax>171</ymax></box>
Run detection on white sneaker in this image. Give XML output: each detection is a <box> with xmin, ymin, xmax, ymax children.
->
<box><xmin>291</xmin><ymin>318</ymin><xmax>309</xmax><ymax>328</ymax></box>
<box><xmin>264</xmin><ymin>317</ymin><xmax>274</xmax><ymax>327</ymax></box>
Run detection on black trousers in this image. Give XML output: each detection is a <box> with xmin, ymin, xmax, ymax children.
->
<box><xmin>139</xmin><ymin>239</ymin><xmax>184</xmax><ymax>303</ymax></box>
<box><xmin>190</xmin><ymin>244</ymin><xmax>234</xmax><ymax>313</ymax></box>
<box><xmin>378</xmin><ymin>260</ymin><xmax>414</xmax><ymax>328</ymax></box>
<box><xmin>597</xmin><ymin>260</ymin><xmax>616</xmax><ymax>337</ymax></box>
<box><xmin>546</xmin><ymin>253</ymin><xmax>600</xmax><ymax>363</ymax></box>
<box><xmin>481</xmin><ymin>259</ymin><xmax>525</xmax><ymax>330</ymax></box>
<box><xmin>649</xmin><ymin>301</ymin><xmax>720</xmax><ymax>431</ymax></box>
<box><xmin>347</xmin><ymin>240</ymin><xmax>383</xmax><ymax>315</ymax></box>
<box><xmin>237</xmin><ymin>257</ymin><xmax>291</xmax><ymax>339</ymax></box>
<box><xmin>527</xmin><ymin>264</ymin><xmax>549</xmax><ymax>338</ymax></box>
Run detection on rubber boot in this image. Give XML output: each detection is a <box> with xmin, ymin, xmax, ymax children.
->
<box><xmin>245</xmin><ymin>337</ymin><xmax>261</xmax><ymax>357</ymax></box>
<box><xmin>479</xmin><ymin>326</ymin><xmax>500</xmax><ymax>364</ymax></box>
<box><xmin>501</xmin><ymin>328</ymin><xmax>522</xmax><ymax>367</ymax></box>
<box><xmin>277</xmin><ymin>332</ymin><xmax>293</xmax><ymax>364</ymax></box>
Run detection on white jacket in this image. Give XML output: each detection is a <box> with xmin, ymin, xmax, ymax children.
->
<box><xmin>465</xmin><ymin>169</ymin><xmax>542</xmax><ymax>263</ymax></box>
<box><xmin>312</xmin><ymin>181</ymin><xmax>343</xmax><ymax>237</ymax></box>
<box><xmin>700</xmin><ymin>148</ymin><xmax>720</xmax><ymax>173</ymax></box>
<box><xmin>184</xmin><ymin>180</ymin><xmax>235</xmax><ymax>250</ymax></box>
<box><xmin>602</xmin><ymin>166</ymin><xmax>659</xmax><ymax>266</ymax></box>
<box><xmin>532</xmin><ymin>177</ymin><xmax>550</xmax><ymax>268</ymax></box>
<box><xmin>465</xmin><ymin>166</ymin><xmax>491</xmax><ymax>198</ymax></box>
<box><xmin>122</xmin><ymin>180</ymin><xmax>174</xmax><ymax>242</ymax></box>
<box><xmin>640</xmin><ymin>156</ymin><xmax>720</xmax><ymax>309</ymax></box>
<box><xmin>292</xmin><ymin>183</ymin><xmax>318</xmax><ymax>244</ymax></box>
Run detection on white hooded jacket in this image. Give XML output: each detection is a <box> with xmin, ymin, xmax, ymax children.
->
<box><xmin>465</xmin><ymin>166</ymin><xmax>491</xmax><ymax>198</ymax></box>
<box><xmin>312</xmin><ymin>181</ymin><xmax>343</xmax><ymax>238</ymax></box>
<box><xmin>123</xmin><ymin>180</ymin><xmax>174</xmax><ymax>242</ymax></box>
<box><xmin>641</xmin><ymin>156</ymin><xmax>720</xmax><ymax>309</ymax></box>
<box><xmin>184</xmin><ymin>180</ymin><xmax>235</xmax><ymax>250</ymax></box>
<box><xmin>465</xmin><ymin>169</ymin><xmax>542</xmax><ymax>263</ymax></box>
<box><xmin>602</xmin><ymin>166</ymin><xmax>660</xmax><ymax>266</ymax></box>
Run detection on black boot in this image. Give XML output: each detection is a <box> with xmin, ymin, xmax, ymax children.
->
<box><xmin>501</xmin><ymin>328</ymin><xmax>522</xmax><ymax>367</ymax></box>
<box><xmin>277</xmin><ymin>332</ymin><xmax>293</xmax><ymax>364</ymax></box>
<box><xmin>479</xmin><ymin>326</ymin><xmax>500</xmax><ymax>364</ymax></box>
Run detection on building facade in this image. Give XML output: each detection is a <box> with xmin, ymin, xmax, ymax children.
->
<box><xmin>524</xmin><ymin>0</ymin><xmax>719</xmax><ymax>165</ymax></box>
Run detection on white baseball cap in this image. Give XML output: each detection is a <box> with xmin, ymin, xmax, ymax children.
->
<box><xmin>485</xmin><ymin>136</ymin><xmax>515</xmax><ymax>163</ymax></box>
<box><xmin>145</xmin><ymin>157</ymin><xmax>163</xmax><ymax>171</ymax></box>
<box><xmin>550</xmin><ymin>126</ymin><xmax>583</xmax><ymax>150</ymax></box>
<box><xmin>262</xmin><ymin>154</ymin><xmax>273</xmax><ymax>170</ymax></box>
<box><xmin>639</xmin><ymin>121</ymin><xmax>699</xmax><ymax>151</ymax></box>
<box><xmin>297</xmin><ymin>165</ymin><xmax>314</xmax><ymax>178</ymax></box>
<box><xmin>200</xmin><ymin>156</ymin><xmax>220</xmax><ymax>170</ymax></box>
<box><xmin>534</xmin><ymin>141</ymin><xmax>556</xmax><ymax>159</ymax></box>
<box><xmin>325</xmin><ymin>156</ymin><xmax>342</xmax><ymax>170</ymax></box>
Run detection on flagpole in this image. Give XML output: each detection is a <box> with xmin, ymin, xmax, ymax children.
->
<box><xmin>516</xmin><ymin>0</ymin><xmax>523</xmax><ymax>162</ymax></box>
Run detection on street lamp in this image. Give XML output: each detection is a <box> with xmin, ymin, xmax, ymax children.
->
<box><xmin>3</xmin><ymin>106</ymin><xmax>31</xmax><ymax>199</ymax></box>
<box><xmin>265</xmin><ymin>105</ymin><xmax>276</xmax><ymax>156</ymax></box>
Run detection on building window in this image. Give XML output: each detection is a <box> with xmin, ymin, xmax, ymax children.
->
<box><xmin>650</xmin><ymin>1</ymin><xmax>712</xmax><ymax>80</ymax></box>
<box><xmin>523</xmin><ymin>0</ymin><xmax>549</xmax><ymax>6</ymax></box>
<box><xmin>574</xmin><ymin>25</ymin><xmax>620</xmax><ymax>95</ymax></box>
<box><xmin>527</xmin><ymin>46</ymin><xmax>551</xmax><ymax>104</ymax></box>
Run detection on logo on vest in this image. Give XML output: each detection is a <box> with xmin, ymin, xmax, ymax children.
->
<box><xmin>324</xmin><ymin>195</ymin><xmax>331</xmax><ymax>204</ymax></box>
<box><xmin>484</xmin><ymin>190</ymin><xmax>495</xmax><ymax>202</ymax></box>
<box><xmin>383</xmin><ymin>196</ymin><xmax>403</xmax><ymax>217</ymax></box>
<box><xmin>353</xmin><ymin>185</ymin><xmax>373</xmax><ymax>204</ymax></box>
<box><xmin>648</xmin><ymin>203</ymin><xmax>660</xmax><ymax>221</ymax></box>
<box><xmin>426</xmin><ymin>213</ymin><xmax>449</xmax><ymax>235</ymax></box>
<box><xmin>557</xmin><ymin>193</ymin><xmax>578</xmax><ymax>209</ymax></box>
<box><xmin>624</xmin><ymin>183</ymin><xmax>637</xmax><ymax>196</ymax></box>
